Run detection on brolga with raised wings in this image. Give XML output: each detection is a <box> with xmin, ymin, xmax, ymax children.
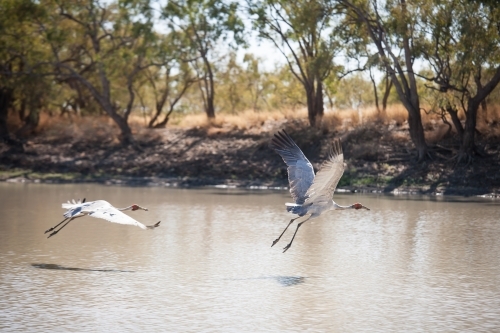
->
<box><xmin>45</xmin><ymin>198</ymin><xmax>161</xmax><ymax>238</ymax></box>
<box><xmin>270</xmin><ymin>130</ymin><xmax>370</xmax><ymax>253</ymax></box>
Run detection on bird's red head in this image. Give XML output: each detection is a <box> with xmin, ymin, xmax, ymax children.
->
<box><xmin>353</xmin><ymin>203</ymin><xmax>370</xmax><ymax>210</ymax></box>
<box><xmin>131</xmin><ymin>204</ymin><xmax>148</xmax><ymax>211</ymax></box>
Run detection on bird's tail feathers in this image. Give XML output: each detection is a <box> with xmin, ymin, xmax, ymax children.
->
<box><xmin>285</xmin><ymin>203</ymin><xmax>302</xmax><ymax>214</ymax></box>
<box><xmin>146</xmin><ymin>221</ymin><xmax>161</xmax><ymax>229</ymax></box>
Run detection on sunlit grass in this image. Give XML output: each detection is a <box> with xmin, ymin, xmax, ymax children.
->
<box><xmin>11</xmin><ymin>102</ymin><xmax>500</xmax><ymax>139</ymax></box>
<box><xmin>175</xmin><ymin>108</ymin><xmax>307</xmax><ymax>130</ymax></box>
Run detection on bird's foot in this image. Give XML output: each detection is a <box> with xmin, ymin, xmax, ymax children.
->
<box><xmin>271</xmin><ymin>238</ymin><xmax>280</xmax><ymax>247</ymax></box>
<box><xmin>47</xmin><ymin>231</ymin><xmax>58</xmax><ymax>238</ymax></box>
<box><xmin>282</xmin><ymin>244</ymin><xmax>292</xmax><ymax>253</ymax></box>
<box><xmin>44</xmin><ymin>227</ymin><xmax>54</xmax><ymax>234</ymax></box>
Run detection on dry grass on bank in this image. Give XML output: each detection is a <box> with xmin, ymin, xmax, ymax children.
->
<box><xmin>8</xmin><ymin>103</ymin><xmax>500</xmax><ymax>142</ymax></box>
<box><xmin>167</xmin><ymin>104</ymin><xmax>427</xmax><ymax>131</ymax></box>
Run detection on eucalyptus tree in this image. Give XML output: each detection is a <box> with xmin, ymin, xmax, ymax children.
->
<box><xmin>145</xmin><ymin>33</ymin><xmax>198</xmax><ymax>128</ymax></box>
<box><xmin>242</xmin><ymin>53</ymin><xmax>273</xmax><ymax>112</ymax></box>
<box><xmin>161</xmin><ymin>0</ymin><xmax>244</xmax><ymax>119</ymax></box>
<box><xmin>146</xmin><ymin>60</ymin><xmax>197</xmax><ymax>128</ymax></box>
<box><xmin>40</xmin><ymin>0</ymin><xmax>157</xmax><ymax>144</ymax></box>
<box><xmin>0</xmin><ymin>0</ymin><xmax>52</xmax><ymax>143</ymax></box>
<box><xmin>249</xmin><ymin>0</ymin><xmax>342</xmax><ymax>127</ymax></box>
<box><xmin>343</xmin><ymin>36</ymin><xmax>393</xmax><ymax>116</ymax></box>
<box><xmin>339</xmin><ymin>0</ymin><xmax>429</xmax><ymax>161</ymax></box>
<box><xmin>420</xmin><ymin>0</ymin><xmax>500</xmax><ymax>163</ymax></box>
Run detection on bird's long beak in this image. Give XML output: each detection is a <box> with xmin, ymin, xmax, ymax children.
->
<box><xmin>361</xmin><ymin>205</ymin><xmax>370</xmax><ymax>210</ymax></box>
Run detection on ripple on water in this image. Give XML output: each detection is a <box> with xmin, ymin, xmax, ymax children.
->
<box><xmin>1</xmin><ymin>184</ymin><xmax>500</xmax><ymax>332</ymax></box>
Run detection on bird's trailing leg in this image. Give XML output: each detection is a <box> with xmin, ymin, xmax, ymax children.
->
<box><xmin>44</xmin><ymin>218</ymin><xmax>68</xmax><ymax>234</ymax></box>
<box><xmin>45</xmin><ymin>197</ymin><xmax>87</xmax><ymax>234</ymax></box>
<box><xmin>272</xmin><ymin>216</ymin><xmax>301</xmax><ymax>247</ymax></box>
<box><xmin>47</xmin><ymin>216</ymin><xmax>82</xmax><ymax>238</ymax></box>
<box><xmin>282</xmin><ymin>215</ymin><xmax>313</xmax><ymax>253</ymax></box>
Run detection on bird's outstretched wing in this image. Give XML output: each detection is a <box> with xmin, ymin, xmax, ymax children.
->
<box><xmin>87</xmin><ymin>207</ymin><xmax>148</xmax><ymax>230</ymax></box>
<box><xmin>303</xmin><ymin>139</ymin><xmax>344</xmax><ymax>205</ymax></box>
<box><xmin>270</xmin><ymin>130</ymin><xmax>315</xmax><ymax>204</ymax></box>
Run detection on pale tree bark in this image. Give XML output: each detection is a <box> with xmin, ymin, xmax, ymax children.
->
<box><xmin>341</xmin><ymin>0</ymin><xmax>429</xmax><ymax>161</ymax></box>
<box><xmin>250</xmin><ymin>0</ymin><xmax>338</xmax><ymax>127</ymax></box>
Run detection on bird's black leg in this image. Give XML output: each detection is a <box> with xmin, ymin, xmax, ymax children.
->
<box><xmin>44</xmin><ymin>218</ymin><xmax>68</xmax><ymax>234</ymax></box>
<box><xmin>47</xmin><ymin>216</ymin><xmax>81</xmax><ymax>238</ymax></box>
<box><xmin>282</xmin><ymin>216</ymin><xmax>312</xmax><ymax>253</ymax></box>
<box><xmin>272</xmin><ymin>217</ymin><xmax>300</xmax><ymax>247</ymax></box>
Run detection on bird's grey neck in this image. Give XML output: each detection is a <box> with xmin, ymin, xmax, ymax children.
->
<box><xmin>333</xmin><ymin>202</ymin><xmax>352</xmax><ymax>210</ymax></box>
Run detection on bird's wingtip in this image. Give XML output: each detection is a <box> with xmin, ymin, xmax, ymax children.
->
<box><xmin>147</xmin><ymin>221</ymin><xmax>161</xmax><ymax>229</ymax></box>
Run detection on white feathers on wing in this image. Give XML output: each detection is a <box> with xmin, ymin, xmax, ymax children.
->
<box><xmin>303</xmin><ymin>139</ymin><xmax>345</xmax><ymax>205</ymax></box>
<box><xmin>63</xmin><ymin>200</ymin><xmax>149</xmax><ymax>229</ymax></box>
<box><xmin>45</xmin><ymin>199</ymin><xmax>160</xmax><ymax>238</ymax></box>
<box><xmin>86</xmin><ymin>206</ymin><xmax>148</xmax><ymax>230</ymax></box>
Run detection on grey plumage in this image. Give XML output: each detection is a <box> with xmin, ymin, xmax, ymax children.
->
<box><xmin>269</xmin><ymin>130</ymin><xmax>315</xmax><ymax>205</ymax></box>
<box><xmin>270</xmin><ymin>130</ymin><xmax>369</xmax><ymax>253</ymax></box>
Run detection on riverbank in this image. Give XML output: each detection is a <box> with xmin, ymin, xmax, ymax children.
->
<box><xmin>1</xmin><ymin>117</ymin><xmax>499</xmax><ymax>197</ymax></box>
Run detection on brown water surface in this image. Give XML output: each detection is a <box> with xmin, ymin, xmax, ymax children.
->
<box><xmin>0</xmin><ymin>183</ymin><xmax>499</xmax><ymax>332</ymax></box>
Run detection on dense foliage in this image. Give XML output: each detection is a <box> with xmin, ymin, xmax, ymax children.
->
<box><xmin>1</xmin><ymin>0</ymin><xmax>499</xmax><ymax>161</ymax></box>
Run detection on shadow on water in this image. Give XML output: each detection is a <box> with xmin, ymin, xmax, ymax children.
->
<box><xmin>31</xmin><ymin>263</ymin><xmax>134</xmax><ymax>273</ymax></box>
<box><xmin>226</xmin><ymin>275</ymin><xmax>307</xmax><ymax>287</ymax></box>
<box><xmin>273</xmin><ymin>276</ymin><xmax>306</xmax><ymax>286</ymax></box>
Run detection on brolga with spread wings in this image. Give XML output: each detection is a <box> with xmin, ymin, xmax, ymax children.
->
<box><xmin>270</xmin><ymin>130</ymin><xmax>370</xmax><ymax>253</ymax></box>
<box><xmin>45</xmin><ymin>198</ymin><xmax>160</xmax><ymax>238</ymax></box>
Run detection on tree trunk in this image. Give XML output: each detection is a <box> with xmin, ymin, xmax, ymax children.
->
<box><xmin>19</xmin><ymin>98</ymin><xmax>27</xmax><ymax>121</ymax></box>
<box><xmin>113</xmin><ymin>114</ymin><xmax>134</xmax><ymax>145</ymax></box>
<box><xmin>314</xmin><ymin>79</ymin><xmax>324</xmax><ymax>127</ymax></box>
<box><xmin>16</xmin><ymin>106</ymin><xmax>40</xmax><ymax>137</ymax></box>
<box><xmin>101</xmin><ymin>102</ymin><xmax>133</xmax><ymax>145</ymax></box>
<box><xmin>305</xmin><ymin>79</ymin><xmax>324</xmax><ymax>127</ymax></box>
<box><xmin>459</xmin><ymin>99</ymin><xmax>479</xmax><ymax>161</ymax></box>
<box><xmin>0</xmin><ymin>88</ymin><xmax>13</xmax><ymax>142</ymax></box>
<box><xmin>305</xmin><ymin>87</ymin><xmax>317</xmax><ymax>127</ymax></box>
<box><xmin>206</xmin><ymin>94</ymin><xmax>215</xmax><ymax>119</ymax></box>
<box><xmin>154</xmin><ymin>108</ymin><xmax>175</xmax><ymax>128</ymax></box>
<box><xmin>445</xmin><ymin>104</ymin><xmax>464</xmax><ymax>138</ymax></box>
<box><xmin>148</xmin><ymin>108</ymin><xmax>161</xmax><ymax>128</ymax></box>
<box><xmin>203</xmin><ymin>54</ymin><xmax>216</xmax><ymax>119</ymax></box>
<box><xmin>457</xmin><ymin>66</ymin><xmax>500</xmax><ymax>162</ymax></box>
<box><xmin>369</xmin><ymin>69</ymin><xmax>380</xmax><ymax>113</ymax></box>
<box><xmin>341</xmin><ymin>0</ymin><xmax>428</xmax><ymax>160</ymax></box>
<box><xmin>148</xmin><ymin>99</ymin><xmax>166</xmax><ymax>128</ymax></box>
<box><xmin>382</xmin><ymin>76</ymin><xmax>392</xmax><ymax>114</ymax></box>
<box><xmin>406</xmin><ymin>104</ymin><xmax>428</xmax><ymax>161</ymax></box>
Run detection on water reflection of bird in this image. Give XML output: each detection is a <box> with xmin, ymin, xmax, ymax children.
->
<box><xmin>270</xmin><ymin>130</ymin><xmax>370</xmax><ymax>253</ymax></box>
<box><xmin>45</xmin><ymin>198</ymin><xmax>161</xmax><ymax>238</ymax></box>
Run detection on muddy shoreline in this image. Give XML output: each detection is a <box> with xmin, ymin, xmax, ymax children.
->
<box><xmin>1</xmin><ymin>121</ymin><xmax>499</xmax><ymax>198</ymax></box>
